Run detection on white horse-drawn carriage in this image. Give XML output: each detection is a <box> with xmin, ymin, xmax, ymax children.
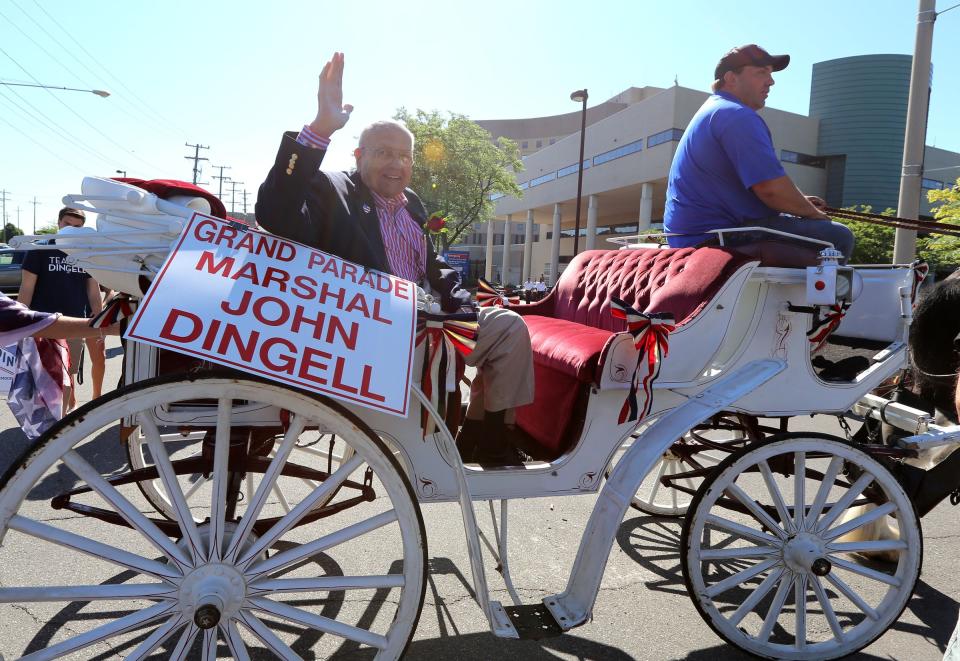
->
<box><xmin>1</xmin><ymin>176</ymin><xmax>957</xmax><ymax>660</ymax></box>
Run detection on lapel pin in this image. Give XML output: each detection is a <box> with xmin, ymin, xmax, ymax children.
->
<box><xmin>362</xmin><ymin>204</ymin><xmax>371</xmax><ymax>214</ymax></box>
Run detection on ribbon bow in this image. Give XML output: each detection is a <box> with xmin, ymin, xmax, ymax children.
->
<box><xmin>807</xmin><ymin>303</ymin><xmax>850</xmax><ymax>353</ymax></box>
<box><xmin>416</xmin><ymin>311</ymin><xmax>479</xmax><ymax>436</ymax></box>
<box><xmin>610</xmin><ymin>297</ymin><xmax>675</xmax><ymax>424</ymax></box>
<box><xmin>88</xmin><ymin>294</ymin><xmax>138</xmax><ymax>329</ymax></box>
<box><xmin>476</xmin><ymin>278</ymin><xmax>519</xmax><ymax>307</ymax></box>
<box><xmin>910</xmin><ymin>260</ymin><xmax>929</xmax><ymax>305</ymax></box>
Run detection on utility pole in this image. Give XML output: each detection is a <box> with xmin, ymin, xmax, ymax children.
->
<box><xmin>893</xmin><ymin>0</ymin><xmax>936</xmax><ymax>264</ymax></box>
<box><xmin>211</xmin><ymin>165</ymin><xmax>231</xmax><ymax>200</ymax></box>
<box><xmin>30</xmin><ymin>197</ymin><xmax>40</xmax><ymax>234</ymax></box>
<box><xmin>241</xmin><ymin>189</ymin><xmax>250</xmax><ymax>215</ymax></box>
<box><xmin>226</xmin><ymin>180</ymin><xmax>244</xmax><ymax>215</ymax></box>
<box><xmin>16</xmin><ymin>206</ymin><xmax>21</xmax><ymax>232</ymax></box>
<box><xmin>0</xmin><ymin>190</ymin><xmax>10</xmax><ymax>243</ymax></box>
<box><xmin>183</xmin><ymin>142</ymin><xmax>210</xmax><ymax>185</ymax></box>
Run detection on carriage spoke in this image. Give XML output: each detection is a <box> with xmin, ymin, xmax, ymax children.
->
<box><xmin>248</xmin><ymin>509</ymin><xmax>398</xmax><ymax>579</ymax></box>
<box><xmin>224</xmin><ymin>414</ymin><xmax>307</xmax><ymax>562</ymax></box>
<box><xmin>828</xmin><ymin>539</ymin><xmax>907</xmax><ymax>554</ymax></box>
<box><xmin>139</xmin><ymin>412</ymin><xmax>206</xmax><ymax>561</ymax></box>
<box><xmin>0</xmin><ymin>583</ymin><xmax>175</xmax><ymax>603</ymax></box>
<box><xmin>823</xmin><ymin>502</ymin><xmax>897</xmax><ymax>541</ymax></box>
<box><xmin>794</xmin><ymin>573</ymin><xmax>807</xmax><ymax>650</ymax></box>
<box><xmin>223</xmin><ymin>619</ymin><xmax>251</xmax><ymax>661</ymax></box>
<box><xmin>20</xmin><ymin>602</ymin><xmax>175</xmax><ymax>661</ymax></box>
<box><xmin>201</xmin><ymin>627</ymin><xmax>218</xmax><ymax>660</ymax></box>
<box><xmin>728</xmin><ymin>567</ymin><xmax>785</xmax><ymax>627</ymax></box>
<box><xmin>249</xmin><ymin>574</ymin><xmax>406</xmax><ymax>595</ymax></box>
<box><xmin>209</xmin><ymin>397</ymin><xmax>233</xmax><ymax>561</ymax></box>
<box><xmin>237</xmin><ymin>453</ymin><xmax>366</xmax><ymax>568</ymax></box>
<box><xmin>815</xmin><ymin>472</ymin><xmax>873</xmax><ymax>532</ymax></box>
<box><xmin>238</xmin><ymin>611</ymin><xmax>301</xmax><ymax>661</ymax></box>
<box><xmin>184</xmin><ymin>474</ymin><xmax>209</xmax><ymax>501</ymax></box>
<box><xmin>725</xmin><ymin>483</ymin><xmax>788</xmax><ymax>539</ymax></box>
<box><xmin>702</xmin><ymin>557</ymin><xmax>779</xmax><ymax>599</ymax></box>
<box><xmin>830</xmin><ymin>556</ymin><xmax>901</xmax><ymax>587</ymax></box>
<box><xmin>811</xmin><ymin>574</ymin><xmax>845</xmax><ymax>642</ymax></box>
<box><xmin>757</xmin><ymin>459</ymin><xmax>793</xmax><ymax>533</ymax></box>
<box><xmin>8</xmin><ymin>514</ymin><xmax>180</xmax><ymax>579</ymax></box>
<box><xmin>169</xmin><ymin>623</ymin><xmax>200</xmax><ymax>661</ymax></box>
<box><xmin>824</xmin><ymin>572</ymin><xmax>880</xmax><ymax>620</ymax></box>
<box><xmin>273</xmin><ymin>484</ymin><xmax>293</xmax><ymax>513</ymax></box>
<box><xmin>793</xmin><ymin>452</ymin><xmax>806</xmax><ymax>532</ymax></box>
<box><xmin>125</xmin><ymin>615</ymin><xmax>186</xmax><ymax>661</ymax></box>
<box><xmin>804</xmin><ymin>457</ymin><xmax>843</xmax><ymax>529</ymax></box>
<box><xmin>648</xmin><ymin>457</ymin><xmax>668</xmax><ymax>504</ymax></box>
<box><xmin>758</xmin><ymin>571</ymin><xmax>793</xmax><ymax>643</ymax></box>
<box><xmin>250</xmin><ymin>595</ymin><xmax>388</xmax><ymax>649</ymax></box>
<box><xmin>704</xmin><ymin>514</ymin><xmax>780</xmax><ymax>545</ymax></box>
<box><xmin>699</xmin><ymin>545</ymin><xmax>779</xmax><ymax>561</ymax></box>
<box><xmin>61</xmin><ymin>450</ymin><xmax>191</xmax><ymax>570</ymax></box>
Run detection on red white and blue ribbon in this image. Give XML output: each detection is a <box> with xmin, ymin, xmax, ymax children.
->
<box><xmin>89</xmin><ymin>294</ymin><xmax>138</xmax><ymax>329</ymax></box>
<box><xmin>610</xmin><ymin>298</ymin><xmax>675</xmax><ymax>424</ymax></box>
<box><xmin>807</xmin><ymin>303</ymin><xmax>850</xmax><ymax>353</ymax></box>
<box><xmin>910</xmin><ymin>260</ymin><xmax>929</xmax><ymax>305</ymax></box>
<box><xmin>416</xmin><ymin>311</ymin><xmax>479</xmax><ymax>436</ymax></box>
<box><xmin>476</xmin><ymin>278</ymin><xmax>520</xmax><ymax>307</ymax></box>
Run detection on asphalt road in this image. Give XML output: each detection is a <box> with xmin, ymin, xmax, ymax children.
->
<box><xmin>0</xmin><ymin>336</ymin><xmax>957</xmax><ymax>660</ymax></box>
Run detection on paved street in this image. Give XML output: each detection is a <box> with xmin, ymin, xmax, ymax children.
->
<box><xmin>0</xmin><ymin>336</ymin><xmax>957</xmax><ymax>659</ymax></box>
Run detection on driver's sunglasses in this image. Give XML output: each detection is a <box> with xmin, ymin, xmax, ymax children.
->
<box><xmin>362</xmin><ymin>147</ymin><xmax>414</xmax><ymax>166</ymax></box>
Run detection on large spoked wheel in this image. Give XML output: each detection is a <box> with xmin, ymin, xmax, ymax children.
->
<box><xmin>627</xmin><ymin>413</ymin><xmax>768</xmax><ymax>517</ymax></box>
<box><xmin>681</xmin><ymin>433</ymin><xmax>921</xmax><ymax>660</ymax></box>
<box><xmin>0</xmin><ymin>371</ymin><xmax>427</xmax><ymax>660</ymax></box>
<box><xmin>126</xmin><ymin>425</ymin><xmax>356</xmax><ymax>521</ymax></box>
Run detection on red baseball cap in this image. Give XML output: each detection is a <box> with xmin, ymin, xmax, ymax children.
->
<box><xmin>715</xmin><ymin>44</ymin><xmax>790</xmax><ymax>80</ymax></box>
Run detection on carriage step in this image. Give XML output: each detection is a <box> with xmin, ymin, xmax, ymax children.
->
<box><xmin>502</xmin><ymin>603</ymin><xmax>564</xmax><ymax>640</ymax></box>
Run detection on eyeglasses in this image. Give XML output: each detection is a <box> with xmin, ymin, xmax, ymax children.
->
<box><xmin>362</xmin><ymin>147</ymin><xmax>414</xmax><ymax>166</ymax></box>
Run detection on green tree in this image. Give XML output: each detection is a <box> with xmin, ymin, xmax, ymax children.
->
<box><xmin>1</xmin><ymin>223</ymin><xmax>23</xmax><ymax>243</ymax></box>
<box><xmin>395</xmin><ymin>108</ymin><xmax>523</xmax><ymax>252</ymax></box>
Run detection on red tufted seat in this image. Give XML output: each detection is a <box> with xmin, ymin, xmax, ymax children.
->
<box><xmin>513</xmin><ymin>247</ymin><xmax>755</xmax><ymax>456</ymax></box>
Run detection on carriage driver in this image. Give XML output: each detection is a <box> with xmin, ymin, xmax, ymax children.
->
<box><xmin>663</xmin><ymin>44</ymin><xmax>855</xmax><ymax>262</ymax></box>
<box><xmin>256</xmin><ymin>52</ymin><xmax>534</xmax><ymax>466</ymax></box>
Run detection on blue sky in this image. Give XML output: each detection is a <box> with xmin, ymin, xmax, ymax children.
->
<box><xmin>1</xmin><ymin>0</ymin><xmax>957</xmax><ymax>230</ymax></box>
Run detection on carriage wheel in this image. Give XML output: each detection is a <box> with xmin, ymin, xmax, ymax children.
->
<box><xmin>0</xmin><ymin>372</ymin><xmax>427</xmax><ymax>660</ymax></box>
<box><xmin>681</xmin><ymin>433</ymin><xmax>921</xmax><ymax>660</ymax></box>
<box><xmin>126</xmin><ymin>426</ymin><xmax>357</xmax><ymax>522</ymax></box>
<box><xmin>626</xmin><ymin>413</ymin><xmax>764</xmax><ymax>517</ymax></box>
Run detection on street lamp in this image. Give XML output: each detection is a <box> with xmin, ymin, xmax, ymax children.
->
<box><xmin>570</xmin><ymin>89</ymin><xmax>588</xmax><ymax>256</ymax></box>
<box><xmin>116</xmin><ymin>170</ymin><xmax>127</xmax><ymax>178</ymax></box>
<box><xmin>0</xmin><ymin>81</ymin><xmax>110</xmax><ymax>97</ymax></box>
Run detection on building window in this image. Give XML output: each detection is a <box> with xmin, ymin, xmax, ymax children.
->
<box><xmin>592</xmin><ymin>139</ymin><xmax>644</xmax><ymax>167</ymax></box>
<box><xmin>549</xmin><ymin>138</ymin><xmax>556</xmax><ymax>145</ymax></box>
<box><xmin>536</xmin><ymin>140</ymin><xmax>542</xmax><ymax>148</ymax></box>
<box><xmin>647</xmin><ymin>128</ymin><xmax>684</xmax><ymax>148</ymax></box>
<box><xmin>557</xmin><ymin>160</ymin><xmax>592</xmax><ymax>178</ymax></box>
<box><xmin>529</xmin><ymin>172</ymin><xmax>557</xmax><ymax>188</ymax></box>
<box><xmin>780</xmin><ymin>150</ymin><xmax>825</xmax><ymax>168</ymax></box>
<box><xmin>521</xmin><ymin>141</ymin><xmax>528</xmax><ymax>149</ymax></box>
<box><xmin>922</xmin><ymin>178</ymin><xmax>945</xmax><ymax>190</ymax></box>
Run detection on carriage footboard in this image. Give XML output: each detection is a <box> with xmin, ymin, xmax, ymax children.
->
<box><xmin>542</xmin><ymin>358</ymin><xmax>786</xmax><ymax>631</ymax></box>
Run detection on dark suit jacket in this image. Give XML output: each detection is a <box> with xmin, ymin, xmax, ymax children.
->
<box><xmin>256</xmin><ymin>132</ymin><xmax>470</xmax><ymax>312</ymax></box>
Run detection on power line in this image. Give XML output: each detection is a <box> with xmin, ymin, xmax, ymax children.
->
<box><xmin>184</xmin><ymin>143</ymin><xmax>210</xmax><ymax>185</ymax></box>
<box><xmin>26</xmin><ymin>0</ymin><xmax>185</xmax><ymax>136</ymax></box>
<box><xmin>0</xmin><ymin>110</ymin><xmax>88</xmax><ymax>174</ymax></box>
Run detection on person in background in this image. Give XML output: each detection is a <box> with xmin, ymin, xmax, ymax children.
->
<box><xmin>18</xmin><ymin>207</ymin><xmax>105</xmax><ymax>412</ymax></box>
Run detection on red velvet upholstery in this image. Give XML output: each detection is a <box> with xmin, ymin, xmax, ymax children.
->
<box><xmin>514</xmin><ymin>247</ymin><xmax>755</xmax><ymax>456</ymax></box>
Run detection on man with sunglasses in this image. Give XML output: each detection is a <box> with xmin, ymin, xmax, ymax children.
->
<box><xmin>257</xmin><ymin>52</ymin><xmax>533</xmax><ymax>465</ymax></box>
<box><xmin>664</xmin><ymin>44</ymin><xmax>854</xmax><ymax>260</ymax></box>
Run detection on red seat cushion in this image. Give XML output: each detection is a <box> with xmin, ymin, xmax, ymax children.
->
<box><xmin>523</xmin><ymin>315</ymin><xmax>614</xmax><ymax>382</ymax></box>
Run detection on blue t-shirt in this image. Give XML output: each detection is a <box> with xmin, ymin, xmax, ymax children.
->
<box><xmin>663</xmin><ymin>91</ymin><xmax>785</xmax><ymax>247</ymax></box>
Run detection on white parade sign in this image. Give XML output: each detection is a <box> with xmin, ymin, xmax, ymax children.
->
<box><xmin>0</xmin><ymin>344</ymin><xmax>17</xmax><ymax>397</ymax></box>
<box><xmin>126</xmin><ymin>214</ymin><xmax>418</xmax><ymax>416</ymax></box>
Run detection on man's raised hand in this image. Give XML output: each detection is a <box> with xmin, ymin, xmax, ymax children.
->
<box><xmin>308</xmin><ymin>52</ymin><xmax>354</xmax><ymax>138</ymax></box>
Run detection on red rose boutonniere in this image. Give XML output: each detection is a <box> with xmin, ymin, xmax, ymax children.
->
<box><xmin>425</xmin><ymin>214</ymin><xmax>447</xmax><ymax>233</ymax></box>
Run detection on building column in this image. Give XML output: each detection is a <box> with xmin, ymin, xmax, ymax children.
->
<box><xmin>550</xmin><ymin>204</ymin><xmax>561</xmax><ymax>286</ymax></box>
<box><xmin>500</xmin><ymin>214</ymin><xmax>512</xmax><ymax>284</ymax></box>
<box><xmin>522</xmin><ymin>209</ymin><xmax>534</xmax><ymax>283</ymax></box>
<box><xmin>484</xmin><ymin>218</ymin><xmax>495</xmax><ymax>280</ymax></box>
<box><xmin>639</xmin><ymin>182</ymin><xmax>653</xmax><ymax>230</ymax></box>
<box><xmin>585</xmin><ymin>194</ymin><xmax>599</xmax><ymax>251</ymax></box>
